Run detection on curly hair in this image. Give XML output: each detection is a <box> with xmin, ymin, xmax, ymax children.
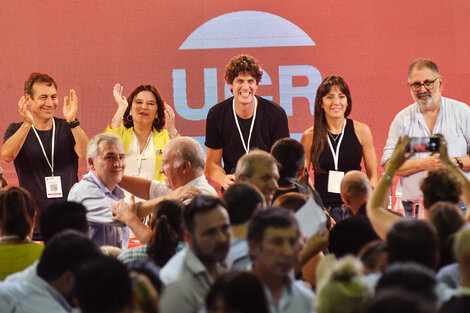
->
<box><xmin>24</xmin><ymin>72</ymin><xmax>57</xmax><ymax>99</ymax></box>
<box><xmin>224</xmin><ymin>54</ymin><xmax>263</xmax><ymax>85</ymax></box>
<box><xmin>420</xmin><ymin>168</ymin><xmax>461</xmax><ymax>208</ymax></box>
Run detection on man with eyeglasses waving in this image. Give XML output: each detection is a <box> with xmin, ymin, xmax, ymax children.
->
<box><xmin>382</xmin><ymin>58</ymin><xmax>470</xmax><ymax>217</ymax></box>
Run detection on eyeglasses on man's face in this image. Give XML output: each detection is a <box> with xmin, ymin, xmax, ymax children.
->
<box><xmin>409</xmin><ymin>77</ymin><xmax>439</xmax><ymax>92</ymax></box>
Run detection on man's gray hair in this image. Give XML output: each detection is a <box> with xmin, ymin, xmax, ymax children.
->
<box><xmin>167</xmin><ymin>137</ymin><xmax>205</xmax><ymax>171</ymax></box>
<box><xmin>86</xmin><ymin>133</ymin><xmax>122</xmax><ymax>168</ymax></box>
<box><xmin>408</xmin><ymin>58</ymin><xmax>440</xmax><ymax>80</ymax></box>
<box><xmin>340</xmin><ymin>171</ymin><xmax>371</xmax><ymax>200</ymax></box>
<box><xmin>235</xmin><ymin>150</ymin><xmax>277</xmax><ymax>179</ymax></box>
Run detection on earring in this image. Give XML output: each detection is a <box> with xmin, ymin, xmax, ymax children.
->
<box><xmin>155</xmin><ymin>118</ymin><xmax>160</xmax><ymax>124</ymax></box>
<box><xmin>126</xmin><ymin>115</ymin><xmax>133</xmax><ymax>122</ymax></box>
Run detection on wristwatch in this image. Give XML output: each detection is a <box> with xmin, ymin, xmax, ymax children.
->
<box><xmin>455</xmin><ymin>157</ymin><xmax>463</xmax><ymax>169</ymax></box>
<box><xmin>68</xmin><ymin>118</ymin><xmax>80</xmax><ymax>129</ymax></box>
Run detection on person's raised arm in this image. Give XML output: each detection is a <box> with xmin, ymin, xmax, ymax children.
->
<box><xmin>163</xmin><ymin>103</ymin><xmax>180</xmax><ymax>139</ymax></box>
<box><xmin>64</xmin><ymin>89</ymin><xmax>89</xmax><ymax>159</ymax></box>
<box><xmin>109</xmin><ymin>83</ymin><xmax>129</xmax><ymax>129</ymax></box>
<box><xmin>206</xmin><ymin>147</ymin><xmax>235</xmax><ymax>190</ymax></box>
<box><xmin>367</xmin><ymin>137</ymin><xmax>410</xmax><ymax>240</ymax></box>
<box><xmin>1</xmin><ymin>96</ymin><xmax>34</xmax><ymax>162</ymax></box>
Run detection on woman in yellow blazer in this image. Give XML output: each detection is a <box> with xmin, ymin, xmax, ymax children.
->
<box><xmin>105</xmin><ymin>84</ymin><xmax>180</xmax><ymax>182</ymax></box>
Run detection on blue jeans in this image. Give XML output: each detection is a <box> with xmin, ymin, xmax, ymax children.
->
<box><xmin>402</xmin><ymin>201</ymin><xmax>419</xmax><ymax>218</ymax></box>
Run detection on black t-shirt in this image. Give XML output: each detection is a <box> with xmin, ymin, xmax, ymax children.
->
<box><xmin>205</xmin><ymin>96</ymin><xmax>290</xmax><ymax>174</ymax></box>
<box><xmin>314</xmin><ymin>118</ymin><xmax>362</xmax><ymax>207</ymax></box>
<box><xmin>4</xmin><ymin>117</ymin><xmax>79</xmax><ymax>238</ymax></box>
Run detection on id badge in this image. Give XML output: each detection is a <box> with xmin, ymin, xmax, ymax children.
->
<box><xmin>328</xmin><ymin>170</ymin><xmax>344</xmax><ymax>194</ymax></box>
<box><xmin>45</xmin><ymin>176</ymin><xmax>63</xmax><ymax>198</ymax></box>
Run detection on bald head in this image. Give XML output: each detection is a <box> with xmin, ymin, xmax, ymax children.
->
<box><xmin>340</xmin><ymin>171</ymin><xmax>371</xmax><ymax>214</ymax></box>
<box><xmin>165</xmin><ymin>137</ymin><xmax>205</xmax><ymax>173</ymax></box>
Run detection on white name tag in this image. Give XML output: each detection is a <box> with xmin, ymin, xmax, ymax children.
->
<box><xmin>45</xmin><ymin>176</ymin><xmax>63</xmax><ymax>198</ymax></box>
<box><xmin>328</xmin><ymin>170</ymin><xmax>344</xmax><ymax>194</ymax></box>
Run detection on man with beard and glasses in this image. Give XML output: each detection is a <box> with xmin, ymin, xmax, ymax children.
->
<box><xmin>0</xmin><ymin>230</ymin><xmax>102</xmax><ymax>313</ymax></box>
<box><xmin>159</xmin><ymin>195</ymin><xmax>231</xmax><ymax>313</ymax></box>
<box><xmin>382</xmin><ymin>58</ymin><xmax>470</xmax><ymax>217</ymax></box>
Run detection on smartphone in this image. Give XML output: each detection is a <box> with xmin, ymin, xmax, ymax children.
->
<box><xmin>407</xmin><ymin>136</ymin><xmax>440</xmax><ymax>153</ymax></box>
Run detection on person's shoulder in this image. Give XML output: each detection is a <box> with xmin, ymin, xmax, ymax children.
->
<box><xmin>68</xmin><ymin>172</ymin><xmax>100</xmax><ymax>197</ymax></box>
<box><xmin>208</xmin><ymin>97</ymin><xmax>233</xmax><ymax>113</ymax></box>
<box><xmin>159</xmin><ymin>248</ymin><xmax>187</xmax><ymax>284</ymax></box>
<box><xmin>291</xmin><ymin>279</ymin><xmax>315</xmax><ymax>299</ymax></box>
<box><xmin>444</xmin><ymin>97</ymin><xmax>470</xmax><ymax>111</ymax></box>
<box><xmin>301</xmin><ymin>127</ymin><xmax>314</xmax><ymax>142</ymax></box>
<box><xmin>257</xmin><ymin>96</ymin><xmax>286</xmax><ymax>114</ymax></box>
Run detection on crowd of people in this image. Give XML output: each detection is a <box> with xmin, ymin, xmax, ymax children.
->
<box><xmin>0</xmin><ymin>54</ymin><xmax>470</xmax><ymax>313</ymax></box>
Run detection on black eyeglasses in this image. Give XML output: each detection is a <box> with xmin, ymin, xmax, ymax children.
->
<box><xmin>409</xmin><ymin>77</ymin><xmax>439</xmax><ymax>92</ymax></box>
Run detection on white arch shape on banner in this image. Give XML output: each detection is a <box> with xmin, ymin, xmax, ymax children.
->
<box><xmin>179</xmin><ymin>10</ymin><xmax>315</xmax><ymax>50</ymax></box>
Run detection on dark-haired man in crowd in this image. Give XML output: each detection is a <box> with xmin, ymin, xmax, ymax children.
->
<box><xmin>1</xmin><ymin>72</ymin><xmax>89</xmax><ymax>240</ymax></box>
<box><xmin>159</xmin><ymin>195</ymin><xmax>231</xmax><ymax>313</ymax></box>
<box><xmin>205</xmin><ymin>54</ymin><xmax>289</xmax><ymax>190</ymax></box>
<box><xmin>0</xmin><ymin>230</ymin><xmax>101</xmax><ymax>313</ymax></box>
<box><xmin>223</xmin><ymin>182</ymin><xmax>265</xmax><ymax>269</ymax></box>
<box><xmin>382</xmin><ymin>58</ymin><xmax>470</xmax><ymax>217</ymax></box>
<box><xmin>248</xmin><ymin>208</ymin><xmax>315</xmax><ymax>313</ymax></box>
<box><xmin>270</xmin><ymin>137</ymin><xmax>324</xmax><ymax>205</ymax></box>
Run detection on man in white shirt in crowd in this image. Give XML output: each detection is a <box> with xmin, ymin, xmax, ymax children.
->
<box><xmin>159</xmin><ymin>195</ymin><xmax>231</xmax><ymax>313</ymax></box>
<box><xmin>110</xmin><ymin>136</ymin><xmax>213</xmax><ymax>243</ymax></box>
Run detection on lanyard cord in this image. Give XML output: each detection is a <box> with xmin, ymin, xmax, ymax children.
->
<box><xmin>327</xmin><ymin>119</ymin><xmax>346</xmax><ymax>171</ymax></box>
<box><xmin>233</xmin><ymin>97</ymin><xmax>258</xmax><ymax>154</ymax></box>
<box><xmin>32</xmin><ymin>118</ymin><xmax>55</xmax><ymax>176</ymax></box>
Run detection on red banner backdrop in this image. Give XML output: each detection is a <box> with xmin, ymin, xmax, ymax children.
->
<box><xmin>1</xmin><ymin>1</ymin><xmax>470</xmax><ymax>185</ymax></box>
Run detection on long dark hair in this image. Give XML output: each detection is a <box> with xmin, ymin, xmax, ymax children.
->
<box><xmin>0</xmin><ymin>187</ymin><xmax>36</xmax><ymax>240</ymax></box>
<box><xmin>311</xmin><ymin>76</ymin><xmax>352</xmax><ymax>173</ymax></box>
<box><xmin>123</xmin><ymin>85</ymin><xmax>165</xmax><ymax>130</ymax></box>
<box><xmin>146</xmin><ymin>200</ymin><xmax>184</xmax><ymax>267</ymax></box>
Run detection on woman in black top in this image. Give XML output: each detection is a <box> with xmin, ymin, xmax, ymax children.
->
<box><xmin>301</xmin><ymin>76</ymin><xmax>378</xmax><ymax>221</ymax></box>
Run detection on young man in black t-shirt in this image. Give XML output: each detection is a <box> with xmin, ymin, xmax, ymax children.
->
<box><xmin>205</xmin><ymin>54</ymin><xmax>289</xmax><ymax>190</ymax></box>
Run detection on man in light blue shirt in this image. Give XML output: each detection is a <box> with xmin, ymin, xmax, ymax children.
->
<box><xmin>68</xmin><ymin>133</ymin><xmax>129</xmax><ymax>248</ymax></box>
<box><xmin>382</xmin><ymin>58</ymin><xmax>470</xmax><ymax>216</ymax></box>
<box><xmin>0</xmin><ymin>230</ymin><xmax>101</xmax><ymax>313</ymax></box>
<box><xmin>248</xmin><ymin>208</ymin><xmax>316</xmax><ymax>313</ymax></box>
